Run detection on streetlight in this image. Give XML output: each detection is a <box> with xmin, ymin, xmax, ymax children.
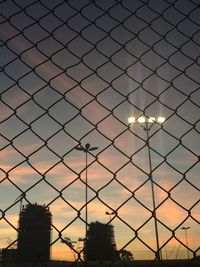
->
<box><xmin>128</xmin><ymin>115</ymin><xmax>165</xmax><ymax>260</ymax></box>
<box><xmin>181</xmin><ymin>226</ymin><xmax>190</xmax><ymax>260</ymax></box>
<box><xmin>75</xmin><ymin>143</ymin><xmax>99</xmax><ymax>243</ymax></box>
<box><xmin>105</xmin><ymin>211</ymin><xmax>115</xmax><ymax>222</ymax></box>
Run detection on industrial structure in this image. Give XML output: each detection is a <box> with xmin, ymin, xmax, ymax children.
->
<box><xmin>17</xmin><ymin>203</ymin><xmax>52</xmax><ymax>262</ymax></box>
<box><xmin>85</xmin><ymin>221</ymin><xmax>116</xmax><ymax>261</ymax></box>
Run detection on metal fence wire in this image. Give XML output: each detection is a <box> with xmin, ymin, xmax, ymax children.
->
<box><xmin>0</xmin><ymin>0</ymin><xmax>200</xmax><ymax>266</ymax></box>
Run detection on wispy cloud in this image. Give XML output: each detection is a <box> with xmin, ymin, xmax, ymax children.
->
<box><xmin>158</xmin><ymin>200</ymin><xmax>187</xmax><ymax>227</ymax></box>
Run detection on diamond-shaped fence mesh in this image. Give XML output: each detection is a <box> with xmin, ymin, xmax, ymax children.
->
<box><xmin>0</xmin><ymin>0</ymin><xmax>200</xmax><ymax>266</ymax></box>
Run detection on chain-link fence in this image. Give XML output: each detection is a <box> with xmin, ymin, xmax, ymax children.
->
<box><xmin>0</xmin><ymin>0</ymin><xmax>200</xmax><ymax>266</ymax></box>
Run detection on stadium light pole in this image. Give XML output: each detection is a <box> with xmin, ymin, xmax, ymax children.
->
<box><xmin>75</xmin><ymin>143</ymin><xmax>99</xmax><ymax>243</ymax></box>
<box><xmin>181</xmin><ymin>226</ymin><xmax>190</xmax><ymax>260</ymax></box>
<box><xmin>128</xmin><ymin>116</ymin><xmax>165</xmax><ymax>260</ymax></box>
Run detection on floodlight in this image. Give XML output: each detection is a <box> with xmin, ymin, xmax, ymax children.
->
<box><xmin>148</xmin><ymin>117</ymin><xmax>155</xmax><ymax>123</ymax></box>
<box><xmin>157</xmin><ymin>117</ymin><xmax>165</xmax><ymax>123</ymax></box>
<box><xmin>128</xmin><ymin>117</ymin><xmax>136</xmax><ymax>124</ymax></box>
<box><xmin>138</xmin><ymin>116</ymin><xmax>146</xmax><ymax>123</ymax></box>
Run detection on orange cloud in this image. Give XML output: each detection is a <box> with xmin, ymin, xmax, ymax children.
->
<box><xmin>0</xmin><ymin>163</ymin><xmax>38</xmax><ymax>185</ymax></box>
<box><xmin>157</xmin><ymin>199</ymin><xmax>187</xmax><ymax>227</ymax></box>
<box><xmin>0</xmin><ymin>214</ymin><xmax>19</xmax><ymax>248</ymax></box>
<box><xmin>0</xmin><ymin>104</ymin><xmax>14</xmax><ymax>122</ymax></box>
<box><xmin>51</xmin><ymin>243</ymin><xmax>73</xmax><ymax>261</ymax></box>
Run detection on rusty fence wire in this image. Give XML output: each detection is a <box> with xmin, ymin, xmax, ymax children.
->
<box><xmin>0</xmin><ymin>0</ymin><xmax>200</xmax><ymax>266</ymax></box>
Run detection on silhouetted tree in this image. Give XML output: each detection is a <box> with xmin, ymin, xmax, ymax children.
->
<box><xmin>62</xmin><ymin>237</ymin><xmax>86</xmax><ymax>261</ymax></box>
<box><xmin>119</xmin><ymin>249</ymin><xmax>134</xmax><ymax>261</ymax></box>
<box><xmin>61</xmin><ymin>237</ymin><xmax>77</xmax><ymax>260</ymax></box>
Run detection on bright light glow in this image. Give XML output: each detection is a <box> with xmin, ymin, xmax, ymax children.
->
<box><xmin>128</xmin><ymin>116</ymin><xmax>165</xmax><ymax>124</ymax></box>
<box><xmin>138</xmin><ymin>117</ymin><xmax>146</xmax><ymax>123</ymax></box>
<box><xmin>128</xmin><ymin>117</ymin><xmax>136</xmax><ymax>124</ymax></box>
<box><xmin>157</xmin><ymin>117</ymin><xmax>165</xmax><ymax>123</ymax></box>
<box><xmin>148</xmin><ymin>117</ymin><xmax>155</xmax><ymax>123</ymax></box>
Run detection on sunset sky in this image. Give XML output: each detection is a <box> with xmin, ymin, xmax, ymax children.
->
<box><xmin>0</xmin><ymin>0</ymin><xmax>200</xmax><ymax>262</ymax></box>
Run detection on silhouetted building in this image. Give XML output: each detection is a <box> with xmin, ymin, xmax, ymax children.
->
<box><xmin>17</xmin><ymin>203</ymin><xmax>52</xmax><ymax>262</ymax></box>
<box><xmin>85</xmin><ymin>221</ymin><xmax>116</xmax><ymax>261</ymax></box>
<box><xmin>1</xmin><ymin>248</ymin><xmax>17</xmax><ymax>263</ymax></box>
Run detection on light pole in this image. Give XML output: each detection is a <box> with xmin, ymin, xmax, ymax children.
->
<box><xmin>105</xmin><ymin>211</ymin><xmax>115</xmax><ymax>222</ymax></box>
<box><xmin>15</xmin><ymin>192</ymin><xmax>25</xmax><ymax>213</ymax></box>
<box><xmin>75</xmin><ymin>143</ymin><xmax>99</xmax><ymax>243</ymax></box>
<box><xmin>181</xmin><ymin>226</ymin><xmax>190</xmax><ymax>260</ymax></box>
<box><xmin>128</xmin><ymin>116</ymin><xmax>165</xmax><ymax>260</ymax></box>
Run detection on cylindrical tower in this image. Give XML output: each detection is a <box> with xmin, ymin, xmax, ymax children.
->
<box><xmin>17</xmin><ymin>203</ymin><xmax>52</xmax><ymax>262</ymax></box>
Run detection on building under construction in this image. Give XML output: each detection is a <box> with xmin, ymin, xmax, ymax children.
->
<box><xmin>17</xmin><ymin>203</ymin><xmax>52</xmax><ymax>262</ymax></box>
<box><xmin>85</xmin><ymin>221</ymin><xmax>116</xmax><ymax>261</ymax></box>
